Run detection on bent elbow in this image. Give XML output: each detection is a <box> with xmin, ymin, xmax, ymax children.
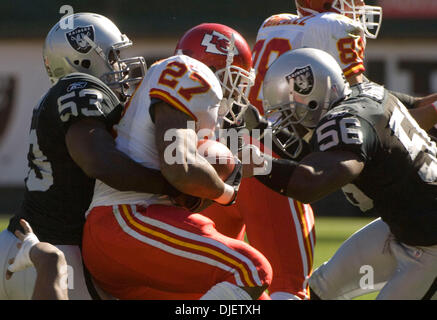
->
<box><xmin>81</xmin><ymin>159</ymin><xmax>110</xmax><ymax>181</ymax></box>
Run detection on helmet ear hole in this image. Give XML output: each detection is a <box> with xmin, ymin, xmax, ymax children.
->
<box><xmin>308</xmin><ymin>100</ymin><xmax>318</xmax><ymax>110</ymax></box>
<box><xmin>81</xmin><ymin>60</ymin><xmax>91</xmax><ymax>69</ymax></box>
<box><xmin>73</xmin><ymin>60</ymin><xmax>80</xmax><ymax>65</ymax></box>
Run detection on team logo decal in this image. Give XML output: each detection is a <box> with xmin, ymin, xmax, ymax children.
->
<box><xmin>65</xmin><ymin>25</ymin><xmax>95</xmax><ymax>54</ymax></box>
<box><xmin>286</xmin><ymin>65</ymin><xmax>314</xmax><ymax>95</ymax></box>
<box><xmin>201</xmin><ymin>31</ymin><xmax>239</xmax><ymax>56</ymax></box>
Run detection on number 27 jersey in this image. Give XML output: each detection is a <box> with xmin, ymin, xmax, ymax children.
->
<box><xmin>89</xmin><ymin>54</ymin><xmax>223</xmax><ymax>209</ymax></box>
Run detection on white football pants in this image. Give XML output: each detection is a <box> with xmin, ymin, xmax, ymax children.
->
<box><xmin>309</xmin><ymin>218</ymin><xmax>437</xmax><ymax>300</ymax></box>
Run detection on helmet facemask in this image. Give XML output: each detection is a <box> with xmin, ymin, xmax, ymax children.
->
<box><xmin>264</xmin><ymin>74</ymin><xmax>346</xmax><ymax>158</ymax></box>
<box><xmin>215</xmin><ymin>35</ymin><xmax>255</xmax><ymax>126</ymax></box>
<box><xmin>332</xmin><ymin>0</ymin><xmax>383</xmax><ymax>39</ymax></box>
<box><xmin>84</xmin><ymin>34</ymin><xmax>147</xmax><ymax>98</ymax></box>
<box><xmin>265</xmin><ymin>103</ymin><xmax>312</xmax><ymax>159</ymax></box>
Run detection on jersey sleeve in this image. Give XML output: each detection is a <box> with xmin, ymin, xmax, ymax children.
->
<box><xmin>303</xmin><ymin>13</ymin><xmax>366</xmax><ymax>78</ymax></box>
<box><xmin>54</xmin><ymin>74</ymin><xmax>122</xmax><ymax>133</ymax></box>
<box><xmin>148</xmin><ymin>56</ymin><xmax>223</xmax><ymax>131</ymax></box>
<box><xmin>311</xmin><ymin>111</ymin><xmax>378</xmax><ymax>162</ymax></box>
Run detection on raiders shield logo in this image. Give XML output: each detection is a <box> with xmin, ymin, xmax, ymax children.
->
<box><xmin>65</xmin><ymin>26</ymin><xmax>95</xmax><ymax>54</ymax></box>
<box><xmin>286</xmin><ymin>65</ymin><xmax>314</xmax><ymax>95</ymax></box>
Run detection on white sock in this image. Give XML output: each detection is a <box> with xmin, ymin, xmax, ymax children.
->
<box><xmin>200</xmin><ymin>281</ymin><xmax>252</xmax><ymax>300</ymax></box>
<box><xmin>270</xmin><ymin>291</ymin><xmax>302</xmax><ymax>300</ymax></box>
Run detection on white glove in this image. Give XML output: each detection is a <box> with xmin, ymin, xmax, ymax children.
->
<box><xmin>6</xmin><ymin>219</ymin><xmax>40</xmax><ymax>278</ymax></box>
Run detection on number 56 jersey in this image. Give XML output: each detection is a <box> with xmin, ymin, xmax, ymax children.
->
<box><xmin>89</xmin><ymin>54</ymin><xmax>223</xmax><ymax>209</ymax></box>
<box><xmin>312</xmin><ymin>82</ymin><xmax>437</xmax><ymax>246</ymax></box>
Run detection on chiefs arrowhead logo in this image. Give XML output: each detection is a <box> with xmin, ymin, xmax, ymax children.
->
<box><xmin>65</xmin><ymin>25</ymin><xmax>95</xmax><ymax>54</ymax></box>
<box><xmin>0</xmin><ymin>75</ymin><xmax>16</xmax><ymax>143</ymax></box>
<box><xmin>201</xmin><ymin>31</ymin><xmax>239</xmax><ymax>56</ymax></box>
<box><xmin>286</xmin><ymin>65</ymin><xmax>314</xmax><ymax>95</ymax></box>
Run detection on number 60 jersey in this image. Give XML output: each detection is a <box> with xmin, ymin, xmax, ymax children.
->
<box><xmin>312</xmin><ymin>82</ymin><xmax>437</xmax><ymax>246</ymax></box>
<box><xmin>89</xmin><ymin>54</ymin><xmax>223</xmax><ymax>210</ymax></box>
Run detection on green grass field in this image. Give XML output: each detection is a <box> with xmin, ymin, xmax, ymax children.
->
<box><xmin>0</xmin><ymin>214</ymin><xmax>378</xmax><ymax>299</ymax></box>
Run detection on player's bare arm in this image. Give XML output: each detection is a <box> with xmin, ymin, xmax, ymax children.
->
<box><xmin>286</xmin><ymin>150</ymin><xmax>364</xmax><ymax>203</ymax></box>
<box><xmin>256</xmin><ymin>150</ymin><xmax>364</xmax><ymax>203</ymax></box>
<box><xmin>408</xmin><ymin>104</ymin><xmax>437</xmax><ymax>132</ymax></box>
<box><xmin>66</xmin><ymin>117</ymin><xmax>179</xmax><ymax>196</ymax></box>
<box><xmin>154</xmin><ymin>101</ymin><xmax>230</xmax><ymax>201</ymax></box>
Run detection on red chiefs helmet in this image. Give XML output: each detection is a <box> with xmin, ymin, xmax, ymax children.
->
<box><xmin>175</xmin><ymin>23</ymin><xmax>255</xmax><ymax>125</ymax></box>
<box><xmin>295</xmin><ymin>0</ymin><xmax>382</xmax><ymax>39</ymax></box>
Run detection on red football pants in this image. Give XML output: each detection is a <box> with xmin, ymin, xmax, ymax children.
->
<box><xmin>82</xmin><ymin>204</ymin><xmax>272</xmax><ymax>300</ymax></box>
<box><xmin>202</xmin><ymin>177</ymin><xmax>316</xmax><ymax>299</ymax></box>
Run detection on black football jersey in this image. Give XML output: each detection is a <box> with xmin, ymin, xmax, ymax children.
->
<box><xmin>8</xmin><ymin>73</ymin><xmax>122</xmax><ymax>245</ymax></box>
<box><xmin>311</xmin><ymin>82</ymin><xmax>437</xmax><ymax>246</ymax></box>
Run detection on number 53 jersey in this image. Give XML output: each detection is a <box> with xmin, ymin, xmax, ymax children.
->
<box><xmin>312</xmin><ymin>82</ymin><xmax>437</xmax><ymax>246</ymax></box>
<box><xmin>89</xmin><ymin>54</ymin><xmax>223</xmax><ymax>209</ymax></box>
<box><xmin>8</xmin><ymin>73</ymin><xmax>123</xmax><ymax>245</ymax></box>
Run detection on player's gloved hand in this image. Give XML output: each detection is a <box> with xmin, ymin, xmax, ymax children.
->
<box><xmin>6</xmin><ymin>219</ymin><xmax>40</xmax><ymax>280</ymax></box>
<box><xmin>214</xmin><ymin>156</ymin><xmax>242</xmax><ymax>206</ymax></box>
<box><xmin>243</xmin><ymin>104</ymin><xmax>269</xmax><ymax>131</ymax></box>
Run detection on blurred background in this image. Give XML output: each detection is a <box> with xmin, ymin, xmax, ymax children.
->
<box><xmin>1</xmin><ymin>0</ymin><xmax>437</xmax><ymax>216</ymax></box>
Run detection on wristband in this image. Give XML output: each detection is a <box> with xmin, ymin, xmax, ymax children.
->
<box><xmin>255</xmin><ymin>158</ymin><xmax>298</xmax><ymax>196</ymax></box>
<box><xmin>213</xmin><ymin>184</ymin><xmax>235</xmax><ymax>205</ymax></box>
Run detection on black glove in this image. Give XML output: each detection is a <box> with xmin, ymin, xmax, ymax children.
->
<box><xmin>218</xmin><ymin>156</ymin><xmax>243</xmax><ymax>206</ymax></box>
<box><xmin>243</xmin><ymin>104</ymin><xmax>269</xmax><ymax>131</ymax></box>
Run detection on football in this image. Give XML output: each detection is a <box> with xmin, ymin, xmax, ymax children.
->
<box><xmin>197</xmin><ymin>139</ymin><xmax>235</xmax><ymax>181</ymax></box>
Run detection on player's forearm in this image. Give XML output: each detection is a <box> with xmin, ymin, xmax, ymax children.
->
<box><xmin>160</xmin><ymin>148</ymin><xmax>226</xmax><ymax>200</ymax></box>
<box><xmin>94</xmin><ymin>148</ymin><xmax>179</xmax><ymax>196</ymax></box>
<box><xmin>66</xmin><ymin>119</ymin><xmax>179</xmax><ymax>196</ymax></box>
<box><xmin>256</xmin><ymin>151</ymin><xmax>364</xmax><ymax>203</ymax></box>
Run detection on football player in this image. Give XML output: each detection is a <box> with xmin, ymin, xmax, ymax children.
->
<box><xmin>0</xmin><ymin>13</ymin><xmax>197</xmax><ymax>300</ymax></box>
<box><xmin>81</xmin><ymin>23</ymin><xmax>272</xmax><ymax>300</ymax></box>
<box><xmin>254</xmin><ymin>47</ymin><xmax>437</xmax><ymax>300</ymax></box>
<box><xmin>238</xmin><ymin>0</ymin><xmax>437</xmax><ymax>300</ymax></box>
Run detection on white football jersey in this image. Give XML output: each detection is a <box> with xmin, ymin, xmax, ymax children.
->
<box><xmin>249</xmin><ymin>12</ymin><xmax>365</xmax><ymax>112</ymax></box>
<box><xmin>87</xmin><ymin>55</ymin><xmax>223</xmax><ymax>212</ymax></box>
